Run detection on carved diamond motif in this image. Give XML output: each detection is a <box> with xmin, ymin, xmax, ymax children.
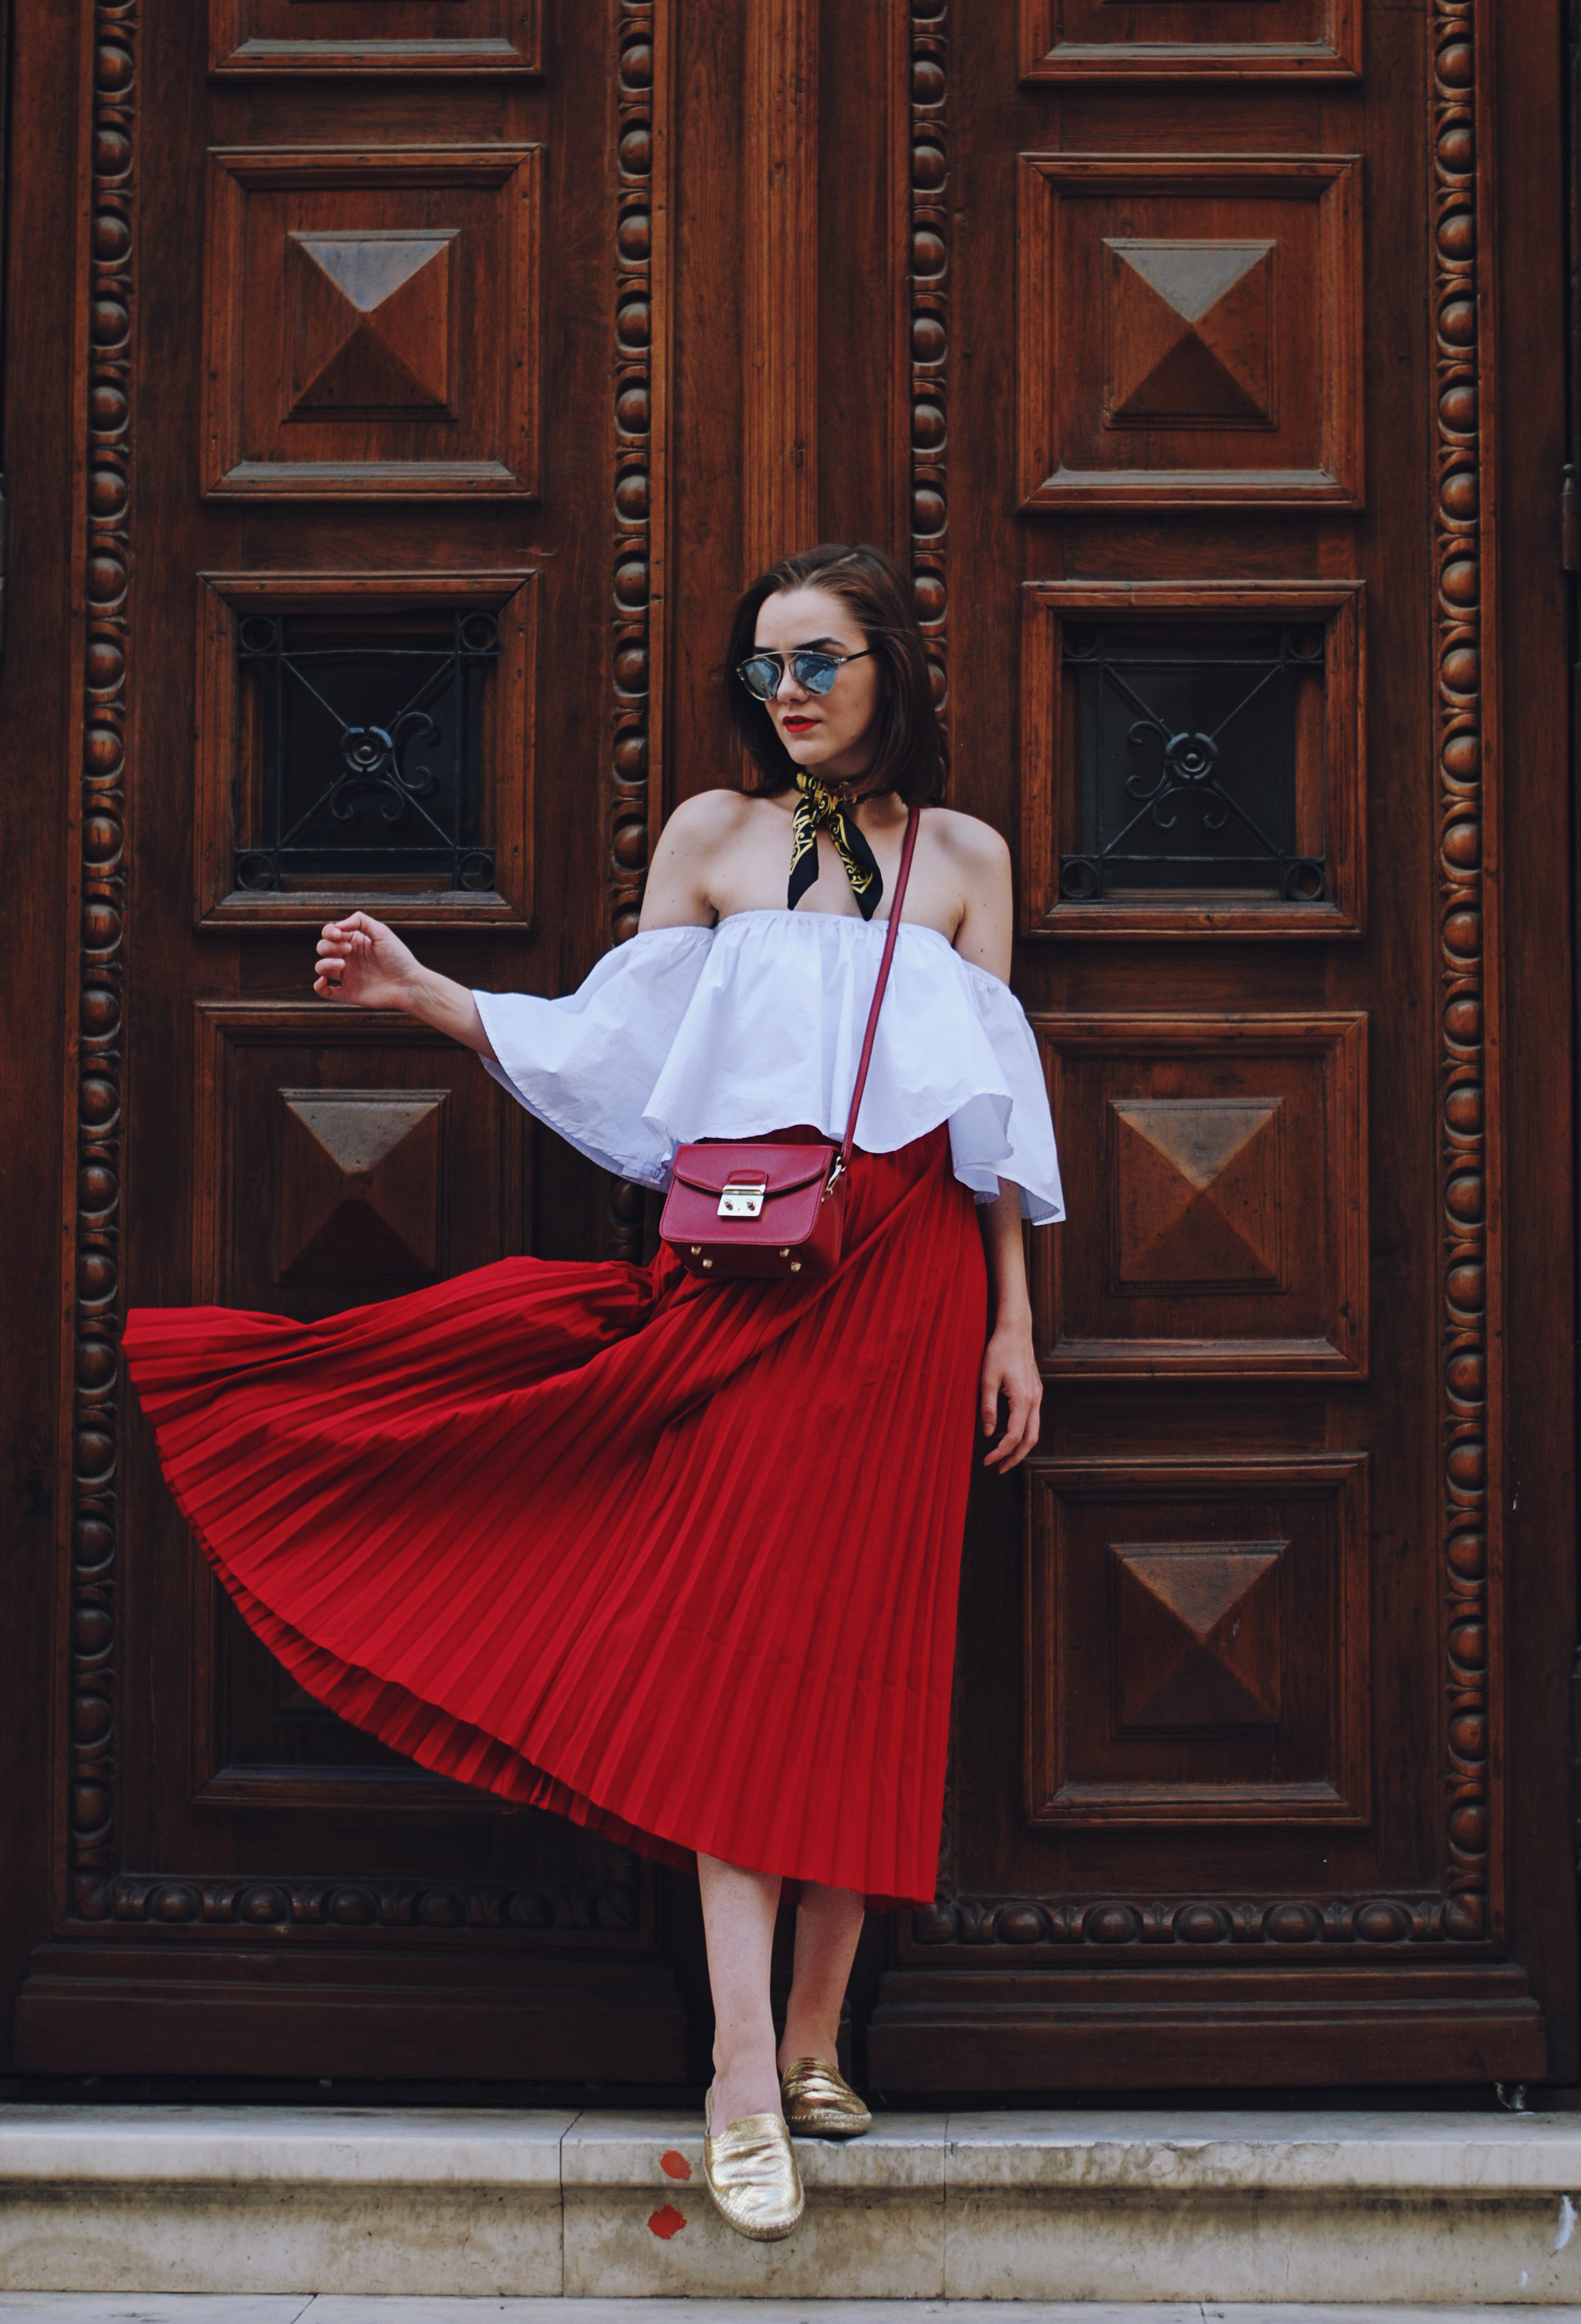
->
<box><xmin>288</xmin><ymin>231</ymin><xmax>454</xmax><ymax>415</ymax></box>
<box><xmin>277</xmin><ymin>1090</ymin><xmax>447</xmax><ymax>1278</ymax></box>
<box><xmin>1112</xmin><ymin>1542</ymin><xmax>1284</xmax><ymax>1733</ymax></box>
<box><xmin>1112</xmin><ymin>1096</ymin><xmax>1283</xmax><ymax>1288</ymax></box>
<box><xmin>1104</xmin><ymin>239</ymin><xmax>1275</xmax><ymax>426</ymax></box>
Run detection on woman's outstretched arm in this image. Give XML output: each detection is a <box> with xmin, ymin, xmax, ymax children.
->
<box><xmin>313</xmin><ymin>912</ymin><xmax>497</xmax><ymax>1059</ymax></box>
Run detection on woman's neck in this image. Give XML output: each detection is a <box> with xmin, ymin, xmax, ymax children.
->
<box><xmin>798</xmin><ymin>767</ymin><xmax>903</xmax><ymax>818</ymax></box>
<box><xmin>848</xmin><ymin>786</ymin><xmax>906</xmax><ymax>833</ymax></box>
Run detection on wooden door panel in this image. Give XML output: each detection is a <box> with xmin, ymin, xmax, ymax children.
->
<box><xmin>1019</xmin><ymin>0</ymin><xmax>1361</xmax><ymax>81</ymax></box>
<box><xmin>209</xmin><ymin>0</ymin><xmax>542</xmax><ymax>79</ymax></box>
<box><xmin>190</xmin><ymin>1003</ymin><xmax>525</xmax><ymax>1312</ymax></box>
<box><xmin>1020</xmin><ymin>580</ymin><xmax>1365</xmax><ymax>940</ymax></box>
<box><xmin>1026</xmin><ymin>1454</ymin><xmax>1371</xmax><ymax>1825</ymax></box>
<box><xmin>203</xmin><ymin>146</ymin><xmax>542</xmax><ymax>497</ymax></box>
<box><xmin>1018</xmin><ymin>155</ymin><xmax>1362</xmax><ymax>508</ymax></box>
<box><xmin>1034</xmin><ymin>1013</ymin><xmax>1367</xmax><ymax>1376</ymax></box>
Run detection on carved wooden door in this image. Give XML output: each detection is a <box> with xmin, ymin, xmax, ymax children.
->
<box><xmin>854</xmin><ymin>0</ymin><xmax>1576</xmax><ymax>2090</ymax></box>
<box><xmin>8</xmin><ymin>0</ymin><xmax>1573</xmax><ymax>2089</ymax></box>
<box><xmin>18</xmin><ymin>0</ymin><xmax>692</xmax><ymax>2080</ymax></box>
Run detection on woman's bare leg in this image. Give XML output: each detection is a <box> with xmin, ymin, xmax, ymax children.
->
<box><xmin>697</xmin><ymin>1852</ymin><xmax>784</xmax><ymax>2126</ymax></box>
<box><xmin>777</xmin><ymin>1881</ymin><xmax>865</xmax><ymax>2071</ymax></box>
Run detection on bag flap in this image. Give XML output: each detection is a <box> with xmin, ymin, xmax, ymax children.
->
<box><xmin>669</xmin><ymin>1142</ymin><xmax>833</xmax><ymax>1198</ymax></box>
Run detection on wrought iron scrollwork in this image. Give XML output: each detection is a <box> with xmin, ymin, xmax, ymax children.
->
<box><xmin>1060</xmin><ymin>621</ymin><xmax>1326</xmax><ymax>904</ymax></box>
<box><xmin>235</xmin><ymin>610</ymin><xmax>500</xmax><ymax>893</ymax></box>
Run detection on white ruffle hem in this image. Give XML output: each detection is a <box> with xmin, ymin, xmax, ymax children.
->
<box><xmin>475</xmin><ymin>909</ymin><xmax>1064</xmax><ymax>1224</ymax></box>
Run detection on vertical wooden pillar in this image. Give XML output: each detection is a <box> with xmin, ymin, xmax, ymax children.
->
<box><xmin>742</xmin><ymin>0</ymin><xmax>818</xmax><ymax>575</ymax></box>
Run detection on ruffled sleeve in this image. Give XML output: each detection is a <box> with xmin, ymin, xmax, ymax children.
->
<box><xmin>474</xmin><ymin>926</ymin><xmax>713</xmax><ymax>1189</ymax></box>
<box><xmin>943</xmin><ymin>959</ymin><xmax>1063</xmax><ymax>1224</ymax></box>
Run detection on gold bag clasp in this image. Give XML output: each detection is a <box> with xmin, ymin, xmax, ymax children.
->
<box><xmin>718</xmin><ymin>1179</ymin><xmax>767</xmax><ymax>1219</ymax></box>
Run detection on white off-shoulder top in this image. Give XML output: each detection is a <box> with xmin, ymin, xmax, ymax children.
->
<box><xmin>475</xmin><ymin>909</ymin><xmax>1064</xmax><ymax>1224</ymax></box>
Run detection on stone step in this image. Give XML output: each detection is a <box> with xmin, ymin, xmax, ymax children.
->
<box><xmin>3</xmin><ymin>2108</ymin><xmax>1581</xmax><ymax>2304</ymax></box>
<box><xmin>0</xmin><ymin>2306</ymin><xmax>1574</xmax><ymax>2324</ymax></box>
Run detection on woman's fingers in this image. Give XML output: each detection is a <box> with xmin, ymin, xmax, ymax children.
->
<box><xmin>314</xmin><ymin>921</ymin><xmax>365</xmax><ymax>1000</ymax></box>
<box><xmin>981</xmin><ymin>1375</ymin><xmax>1043</xmax><ymax>1470</ymax></box>
<box><xmin>315</xmin><ymin>920</ymin><xmax>372</xmax><ymax>1000</ymax></box>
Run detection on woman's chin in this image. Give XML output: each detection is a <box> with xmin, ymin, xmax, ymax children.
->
<box><xmin>782</xmin><ymin>741</ymin><xmax>856</xmax><ymax>780</ymax></box>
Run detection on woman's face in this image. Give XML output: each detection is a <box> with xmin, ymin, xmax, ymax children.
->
<box><xmin>752</xmin><ymin>584</ymin><xmax>885</xmax><ymax>789</ymax></box>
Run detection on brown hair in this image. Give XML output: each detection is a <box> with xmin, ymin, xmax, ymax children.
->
<box><xmin>724</xmin><ymin>543</ymin><xmax>947</xmax><ymax>805</ymax></box>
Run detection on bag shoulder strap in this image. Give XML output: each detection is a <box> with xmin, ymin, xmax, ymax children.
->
<box><xmin>841</xmin><ymin>805</ymin><xmax>921</xmax><ymax>1171</ymax></box>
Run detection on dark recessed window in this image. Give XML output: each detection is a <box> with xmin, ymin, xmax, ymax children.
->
<box><xmin>235</xmin><ymin>610</ymin><xmax>500</xmax><ymax>893</ymax></box>
<box><xmin>1062</xmin><ymin>621</ymin><xmax>1325</xmax><ymax>904</ymax></box>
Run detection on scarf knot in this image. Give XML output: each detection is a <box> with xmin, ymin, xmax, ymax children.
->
<box><xmin>788</xmin><ymin>772</ymin><xmax>883</xmax><ymax>919</ymax></box>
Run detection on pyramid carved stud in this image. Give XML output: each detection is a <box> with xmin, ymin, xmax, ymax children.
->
<box><xmin>1104</xmin><ymin>239</ymin><xmax>1275</xmax><ymax>427</ymax></box>
<box><xmin>287</xmin><ymin>231</ymin><xmax>455</xmax><ymax>417</ymax></box>
<box><xmin>277</xmin><ymin>1091</ymin><xmax>447</xmax><ymax>1279</ymax></box>
<box><xmin>1112</xmin><ymin>1541</ymin><xmax>1284</xmax><ymax>1733</ymax></box>
<box><xmin>1111</xmin><ymin>1096</ymin><xmax>1284</xmax><ymax>1289</ymax></box>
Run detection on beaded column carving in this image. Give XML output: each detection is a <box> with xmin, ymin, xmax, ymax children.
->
<box><xmin>909</xmin><ymin>3</ymin><xmax>949</xmax><ymax>738</ymax></box>
<box><xmin>1433</xmin><ymin>0</ymin><xmax>1500</xmax><ymax>1945</ymax></box>
<box><xmin>607</xmin><ymin>0</ymin><xmax>667</xmax><ymax>1259</ymax></box>
<box><xmin>68</xmin><ymin>0</ymin><xmax>138</xmax><ymax>1920</ymax></box>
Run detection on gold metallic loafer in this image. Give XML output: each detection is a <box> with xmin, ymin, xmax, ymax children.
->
<box><xmin>702</xmin><ymin>2090</ymin><xmax>805</xmax><ymax>2240</ymax></box>
<box><xmin>780</xmin><ymin>2054</ymin><xmax>873</xmax><ymax>2137</ymax></box>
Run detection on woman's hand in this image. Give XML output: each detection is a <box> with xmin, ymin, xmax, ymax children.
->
<box><xmin>314</xmin><ymin>912</ymin><xmax>498</xmax><ymax>1058</ymax></box>
<box><xmin>314</xmin><ymin>912</ymin><xmax>422</xmax><ymax>1011</ymax></box>
<box><xmin>980</xmin><ymin>1313</ymin><xmax>1042</xmax><ymax>1470</ymax></box>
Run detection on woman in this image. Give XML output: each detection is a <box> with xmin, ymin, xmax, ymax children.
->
<box><xmin>122</xmin><ymin>543</ymin><xmax>1062</xmax><ymax>2241</ymax></box>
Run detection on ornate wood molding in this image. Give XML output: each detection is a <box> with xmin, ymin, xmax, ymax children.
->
<box><xmin>1433</xmin><ymin>0</ymin><xmax>1500</xmax><ymax>1947</ymax></box>
<box><xmin>88</xmin><ymin>1866</ymin><xmax>642</xmax><ymax>1938</ymax></box>
<box><xmin>909</xmin><ymin>3</ymin><xmax>948</xmax><ymax>736</ymax></box>
<box><xmin>610</xmin><ymin>0</ymin><xmax>667</xmax><ymax>950</ymax></box>
<box><xmin>914</xmin><ymin>1891</ymin><xmax>1472</xmax><ymax>1951</ymax></box>
<box><xmin>65</xmin><ymin>0</ymin><xmax>138</xmax><ymax>1923</ymax></box>
<box><xmin>742</xmin><ymin>0</ymin><xmax>818</xmax><ymax>575</ymax></box>
<box><xmin>607</xmin><ymin>0</ymin><xmax>670</xmax><ymax>1259</ymax></box>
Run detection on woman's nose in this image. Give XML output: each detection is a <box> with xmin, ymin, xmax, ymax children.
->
<box><xmin>775</xmin><ymin>665</ymin><xmax>808</xmax><ymax>703</ymax></box>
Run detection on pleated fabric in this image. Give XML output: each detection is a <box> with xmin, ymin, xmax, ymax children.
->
<box><xmin>122</xmin><ymin>1126</ymin><xmax>986</xmax><ymax>1907</ymax></box>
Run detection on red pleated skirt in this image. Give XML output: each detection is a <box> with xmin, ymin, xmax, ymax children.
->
<box><xmin>122</xmin><ymin>1125</ymin><xmax>986</xmax><ymax>1908</ymax></box>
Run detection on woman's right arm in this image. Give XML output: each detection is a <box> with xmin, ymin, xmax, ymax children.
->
<box><xmin>316</xmin><ymin>788</ymin><xmax>743</xmax><ymax>1044</ymax></box>
<box><xmin>313</xmin><ymin>913</ymin><xmax>497</xmax><ymax>1059</ymax></box>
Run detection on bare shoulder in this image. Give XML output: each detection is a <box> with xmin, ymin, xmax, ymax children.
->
<box><xmin>659</xmin><ymin>787</ymin><xmax>759</xmax><ymax>847</ymax></box>
<box><xmin>923</xmin><ymin>805</ymin><xmax>1012</xmax><ymax>882</ymax></box>
<box><xmin>923</xmin><ymin>807</ymin><xmax>1013</xmax><ymax>975</ymax></box>
<box><xmin>643</xmin><ymin>788</ymin><xmax>789</xmax><ymax>927</ymax></box>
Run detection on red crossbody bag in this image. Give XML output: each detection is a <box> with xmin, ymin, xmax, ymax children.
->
<box><xmin>659</xmin><ymin>806</ymin><xmax>921</xmax><ymax>1285</ymax></box>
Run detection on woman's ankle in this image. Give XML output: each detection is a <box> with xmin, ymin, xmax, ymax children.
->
<box><xmin>776</xmin><ymin>2021</ymin><xmax>840</xmax><ymax>2071</ymax></box>
<box><xmin>711</xmin><ymin>2033</ymin><xmax>783</xmax><ymax>2123</ymax></box>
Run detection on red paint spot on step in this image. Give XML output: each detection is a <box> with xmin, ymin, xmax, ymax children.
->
<box><xmin>647</xmin><ymin>2202</ymin><xmax>688</xmax><ymax>2239</ymax></box>
<box><xmin>659</xmin><ymin>2149</ymin><xmax>692</xmax><ymax>2181</ymax></box>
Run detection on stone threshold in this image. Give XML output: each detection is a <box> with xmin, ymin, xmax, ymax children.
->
<box><xmin>0</xmin><ymin>2305</ymin><xmax>1576</xmax><ymax>2324</ymax></box>
<box><xmin>3</xmin><ymin>2108</ymin><xmax>1581</xmax><ymax>2302</ymax></box>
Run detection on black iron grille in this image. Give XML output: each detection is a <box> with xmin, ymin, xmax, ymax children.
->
<box><xmin>235</xmin><ymin>611</ymin><xmax>500</xmax><ymax>892</ymax></box>
<box><xmin>1060</xmin><ymin>621</ymin><xmax>1325</xmax><ymax>904</ymax></box>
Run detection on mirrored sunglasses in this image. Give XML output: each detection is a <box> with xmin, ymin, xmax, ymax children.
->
<box><xmin>737</xmin><ymin>647</ymin><xmax>872</xmax><ymax>703</ymax></box>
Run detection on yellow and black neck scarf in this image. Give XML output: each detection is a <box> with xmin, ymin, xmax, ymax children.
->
<box><xmin>788</xmin><ymin>771</ymin><xmax>883</xmax><ymax>920</ymax></box>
